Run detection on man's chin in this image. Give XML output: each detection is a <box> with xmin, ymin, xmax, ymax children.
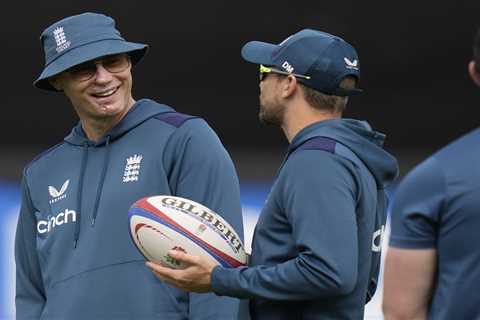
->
<box><xmin>85</xmin><ymin>104</ymin><xmax>122</xmax><ymax>121</ymax></box>
<box><xmin>259</xmin><ymin>111</ymin><xmax>281</xmax><ymax>126</ymax></box>
<box><xmin>92</xmin><ymin>99</ymin><xmax>122</xmax><ymax>113</ymax></box>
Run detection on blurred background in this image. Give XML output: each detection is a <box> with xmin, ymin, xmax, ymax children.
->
<box><xmin>1</xmin><ymin>1</ymin><xmax>479</xmax><ymax>319</ymax></box>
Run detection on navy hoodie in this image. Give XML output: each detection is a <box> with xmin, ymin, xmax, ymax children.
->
<box><xmin>15</xmin><ymin>99</ymin><xmax>244</xmax><ymax>319</ymax></box>
<box><xmin>211</xmin><ymin>119</ymin><xmax>398</xmax><ymax>320</ymax></box>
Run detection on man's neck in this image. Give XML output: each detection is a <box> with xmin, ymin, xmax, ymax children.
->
<box><xmin>82</xmin><ymin>118</ymin><xmax>118</xmax><ymax>142</ymax></box>
<box><xmin>282</xmin><ymin>103</ymin><xmax>340</xmax><ymax>143</ymax></box>
<box><xmin>80</xmin><ymin>98</ymin><xmax>135</xmax><ymax>142</ymax></box>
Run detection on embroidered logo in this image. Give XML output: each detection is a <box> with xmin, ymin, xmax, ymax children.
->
<box><xmin>123</xmin><ymin>154</ymin><xmax>143</xmax><ymax>183</ymax></box>
<box><xmin>37</xmin><ymin>209</ymin><xmax>77</xmax><ymax>234</ymax></box>
<box><xmin>53</xmin><ymin>27</ymin><xmax>71</xmax><ymax>53</ymax></box>
<box><xmin>48</xmin><ymin>179</ymin><xmax>70</xmax><ymax>204</ymax></box>
<box><xmin>344</xmin><ymin>57</ymin><xmax>359</xmax><ymax>70</ymax></box>
<box><xmin>281</xmin><ymin>61</ymin><xmax>294</xmax><ymax>73</ymax></box>
<box><xmin>371</xmin><ymin>225</ymin><xmax>385</xmax><ymax>252</ymax></box>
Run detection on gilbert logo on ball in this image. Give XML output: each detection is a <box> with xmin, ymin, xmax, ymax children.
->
<box><xmin>128</xmin><ymin>195</ymin><xmax>247</xmax><ymax>269</ymax></box>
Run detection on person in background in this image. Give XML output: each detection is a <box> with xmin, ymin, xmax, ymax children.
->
<box><xmin>383</xmin><ymin>28</ymin><xmax>480</xmax><ymax>320</ymax></box>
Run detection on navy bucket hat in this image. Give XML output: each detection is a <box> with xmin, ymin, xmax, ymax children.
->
<box><xmin>241</xmin><ymin>29</ymin><xmax>362</xmax><ymax>96</ymax></box>
<box><xmin>34</xmin><ymin>12</ymin><xmax>148</xmax><ymax>91</ymax></box>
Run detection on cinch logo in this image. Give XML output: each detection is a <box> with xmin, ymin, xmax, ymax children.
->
<box><xmin>48</xmin><ymin>179</ymin><xmax>70</xmax><ymax>204</ymax></box>
<box><xmin>371</xmin><ymin>225</ymin><xmax>385</xmax><ymax>252</ymax></box>
<box><xmin>53</xmin><ymin>27</ymin><xmax>71</xmax><ymax>53</ymax></box>
<box><xmin>37</xmin><ymin>209</ymin><xmax>77</xmax><ymax>234</ymax></box>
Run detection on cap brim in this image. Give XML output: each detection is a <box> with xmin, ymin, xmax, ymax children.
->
<box><xmin>241</xmin><ymin>41</ymin><xmax>278</xmax><ymax>65</ymax></box>
<box><xmin>34</xmin><ymin>40</ymin><xmax>148</xmax><ymax>91</ymax></box>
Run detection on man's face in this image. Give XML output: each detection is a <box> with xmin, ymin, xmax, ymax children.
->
<box><xmin>52</xmin><ymin>54</ymin><xmax>135</xmax><ymax>123</ymax></box>
<box><xmin>258</xmin><ymin>73</ymin><xmax>285</xmax><ymax>126</ymax></box>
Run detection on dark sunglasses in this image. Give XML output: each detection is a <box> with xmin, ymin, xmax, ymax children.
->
<box><xmin>259</xmin><ymin>64</ymin><xmax>311</xmax><ymax>81</ymax></box>
<box><xmin>67</xmin><ymin>54</ymin><xmax>131</xmax><ymax>82</ymax></box>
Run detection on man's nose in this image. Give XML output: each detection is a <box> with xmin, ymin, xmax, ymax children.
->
<box><xmin>92</xmin><ymin>63</ymin><xmax>113</xmax><ymax>82</ymax></box>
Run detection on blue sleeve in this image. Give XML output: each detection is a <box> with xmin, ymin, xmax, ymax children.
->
<box><xmin>163</xmin><ymin>118</ymin><xmax>243</xmax><ymax>319</ymax></box>
<box><xmin>389</xmin><ymin>156</ymin><xmax>444</xmax><ymax>249</ymax></box>
<box><xmin>15</xmin><ymin>171</ymin><xmax>46</xmax><ymax>319</ymax></box>
<box><xmin>211</xmin><ymin>152</ymin><xmax>358</xmax><ymax>300</ymax></box>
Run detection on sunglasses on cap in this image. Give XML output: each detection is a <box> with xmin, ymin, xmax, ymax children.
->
<box><xmin>259</xmin><ymin>64</ymin><xmax>311</xmax><ymax>82</ymax></box>
<box><xmin>67</xmin><ymin>54</ymin><xmax>131</xmax><ymax>82</ymax></box>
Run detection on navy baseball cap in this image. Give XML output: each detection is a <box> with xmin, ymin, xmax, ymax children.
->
<box><xmin>34</xmin><ymin>12</ymin><xmax>148</xmax><ymax>91</ymax></box>
<box><xmin>241</xmin><ymin>29</ymin><xmax>362</xmax><ymax>96</ymax></box>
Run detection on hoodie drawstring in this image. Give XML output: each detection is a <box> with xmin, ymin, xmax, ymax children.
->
<box><xmin>74</xmin><ymin>142</ymin><xmax>89</xmax><ymax>248</ymax></box>
<box><xmin>91</xmin><ymin>135</ymin><xmax>111</xmax><ymax>226</ymax></box>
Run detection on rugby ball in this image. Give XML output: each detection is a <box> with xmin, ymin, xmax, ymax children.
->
<box><xmin>128</xmin><ymin>195</ymin><xmax>247</xmax><ymax>269</ymax></box>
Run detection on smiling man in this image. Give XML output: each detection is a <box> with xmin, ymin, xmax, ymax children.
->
<box><xmin>15</xmin><ymin>12</ymin><xmax>244</xmax><ymax>320</ymax></box>
<box><xmin>49</xmin><ymin>53</ymin><xmax>136</xmax><ymax>141</ymax></box>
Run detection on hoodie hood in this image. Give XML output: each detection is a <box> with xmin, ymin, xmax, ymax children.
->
<box><xmin>62</xmin><ymin>98</ymin><xmax>175</xmax><ymax>247</ymax></box>
<box><xmin>64</xmin><ymin>99</ymin><xmax>174</xmax><ymax>146</ymax></box>
<box><xmin>289</xmin><ymin>118</ymin><xmax>399</xmax><ymax>187</ymax></box>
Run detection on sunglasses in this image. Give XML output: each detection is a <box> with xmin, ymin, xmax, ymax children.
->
<box><xmin>259</xmin><ymin>64</ymin><xmax>311</xmax><ymax>81</ymax></box>
<box><xmin>67</xmin><ymin>54</ymin><xmax>131</xmax><ymax>82</ymax></box>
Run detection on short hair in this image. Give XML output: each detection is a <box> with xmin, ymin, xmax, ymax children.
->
<box><xmin>473</xmin><ymin>28</ymin><xmax>480</xmax><ymax>72</ymax></box>
<box><xmin>300</xmin><ymin>76</ymin><xmax>357</xmax><ymax>114</ymax></box>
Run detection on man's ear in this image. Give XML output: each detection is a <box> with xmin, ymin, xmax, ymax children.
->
<box><xmin>281</xmin><ymin>75</ymin><xmax>298</xmax><ymax>98</ymax></box>
<box><xmin>468</xmin><ymin>61</ymin><xmax>480</xmax><ymax>87</ymax></box>
<box><xmin>48</xmin><ymin>75</ymin><xmax>63</xmax><ymax>91</ymax></box>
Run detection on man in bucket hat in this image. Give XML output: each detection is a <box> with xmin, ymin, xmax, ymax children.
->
<box><xmin>147</xmin><ymin>29</ymin><xmax>398</xmax><ymax>319</ymax></box>
<box><xmin>15</xmin><ymin>12</ymin><xmax>244</xmax><ymax>319</ymax></box>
